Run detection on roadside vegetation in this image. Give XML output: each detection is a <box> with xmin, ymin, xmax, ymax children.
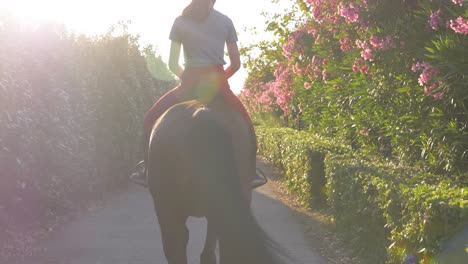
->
<box><xmin>240</xmin><ymin>1</ymin><xmax>468</xmax><ymax>263</ymax></box>
<box><xmin>0</xmin><ymin>17</ymin><xmax>175</xmax><ymax>259</ymax></box>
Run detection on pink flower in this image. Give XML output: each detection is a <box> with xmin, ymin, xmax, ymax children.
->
<box><xmin>265</xmin><ymin>63</ymin><xmax>295</xmax><ymax>115</ymax></box>
<box><xmin>412</xmin><ymin>62</ymin><xmax>443</xmax><ymax>99</ymax></box>
<box><xmin>424</xmin><ymin>81</ymin><xmax>444</xmax><ymax>99</ymax></box>
<box><xmin>308</xmin><ymin>27</ymin><xmax>318</xmax><ymax>38</ymax></box>
<box><xmin>259</xmin><ymin>92</ymin><xmax>272</xmax><ymax>104</ymax></box>
<box><xmin>417</xmin><ymin>66</ymin><xmax>439</xmax><ymax>86</ymax></box>
<box><xmin>314</xmin><ymin>70</ymin><xmax>322</xmax><ymax>78</ymax></box>
<box><xmin>355</xmin><ymin>40</ymin><xmax>374</xmax><ymax>61</ymax></box>
<box><xmin>362</xmin><ymin>0</ymin><xmax>369</xmax><ymax>10</ymax></box>
<box><xmin>361</xmin><ymin>48</ymin><xmax>374</xmax><ymax>61</ymax></box>
<box><xmin>304</xmin><ymin>64</ymin><xmax>314</xmax><ymax>79</ymax></box>
<box><xmin>429</xmin><ymin>9</ymin><xmax>442</xmax><ymax>30</ymax></box>
<box><xmin>411</xmin><ymin>61</ymin><xmax>430</xmax><ymax>72</ymax></box>
<box><xmin>359</xmin><ymin>129</ymin><xmax>369</xmax><ymax>136</ymax></box>
<box><xmin>369</xmin><ymin>36</ymin><xmax>383</xmax><ymax>49</ymax></box>
<box><xmin>448</xmin><ymin>17</ymin><xmax>468</xmax><ymax>34</ymax></box>
<box><xmin>322</xmin><ymin>69</ymin><xmax>328</xmax><ymax>82</ymax></box>
<box><xmin>419</xmin><ymin>68</ymin><xmax>439</xmax><ymax>86</ymax></box>
<box><xmin>433</xmin><ymin>92</ymin><xmax>444</xmax><ymax>100</ymax></box>
<box><xmin>338</xmin><ymin>2</ymin><xmax>360</xmax><ymax>23</ymax></box>
<box><xmin>304</xmin><ymin>82</ymin><xmax>311</xmax><ymax>90</ymax></box>
<box><xmin>282</xmin><ymin>41</ymin><xmax>294</xmax><ymax>60</ymax></box>
<box><xmin>329</xmin><ymin>14</ymin><xmax>341</xmax><ymax>24</ymax></box>
<box><xmin>312</xmin><ymin>6</ymin><xmax>324</xmax><ymax>23</ymax></box>
<box><xmin>451</xmin><ymin>0</ymin><xmax>464</xmax><ymax>6</ymax></box>
<box><xmin>352</xmin><ymin>59</ymin><xmax>363</xmax><ymax>72</ymax></box>
<box><xmin>293</xmin><ymin>63</ymin><xmax>304</xmax><ymax>75</ymax></box>
<box><xmin>312</xmin><ymin>55</ymin><xmax>317</xmax><ymax>64</ymax></box>
<box><xmin>282</xmin><ymin>27</ymin><xmax>308</xmax><ymax>59</ymax></box>
<box><xmin>370</xmin><ymin>35</ymin><xmax>395</xmax><ymax>50</ymax></box>
<box><xmin>424</xmin><ymin>85</ymin><xmax>434</xmax><ymax>96</ymax></box>
<box><xmin>424</xmin><ymin>83</ymin><xmax>444</xmax><ymax>99</ymax></box>
<box><xmin>311</xmin><ymin>55</ymin><xmax>324</xmax><ymax>66</ymax></box>
<box><xmin>340</xmin><ymin>38</ymin><xmax>354</xmax><ymax>51</ymax></box>
<box><xmin>360</xmin><ymin>65</ymin><xmax>369</xmax><ymax>74</ymax></box>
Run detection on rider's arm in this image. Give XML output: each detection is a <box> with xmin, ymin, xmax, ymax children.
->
<box><xmin>169</xmin><ymin>41</ymin><xmax>184</xmax><ymax>79</ymax></box>
<box><xmin>225</xmin><ymin>41</ymin><xmax>240</xmax><ymax>79</ymax></box>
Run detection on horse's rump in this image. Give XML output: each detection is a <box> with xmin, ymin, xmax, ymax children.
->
<box><xmin>147</xmin><ymin>99</ymin><xmax>253</xmax><ymax>213</ymax></box>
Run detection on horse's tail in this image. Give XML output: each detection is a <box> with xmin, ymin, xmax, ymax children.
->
<box><xmin>190</xmin><ymin>110</ymin><xmax>287</xmax><ymax>264</ymax></box>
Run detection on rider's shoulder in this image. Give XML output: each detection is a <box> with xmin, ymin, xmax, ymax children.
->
<box><xmin>211</xmin><ymin>9</ymin><xmax>232</xmax><ymax>22</ymax></box>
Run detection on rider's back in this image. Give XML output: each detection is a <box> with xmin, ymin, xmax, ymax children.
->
<box><xmin>170</xmin><ymin>9</ymin><xmax>238</xmax><ymax>67</ymax></box>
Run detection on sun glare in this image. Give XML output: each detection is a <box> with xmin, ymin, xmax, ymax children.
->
<box><xmin>5</xmin><ymin>0</ymin><xmax>67</xmax><ymax>21</ymax></box>
<box><xmin>2</xmin><ymin>0</ymin><xmax>291</xmax><ymax>94</ymax></box>
<box><xmin>5</xmin><ymin>0</ymin><xmax>129</xmax><ymax>35</ymax></box>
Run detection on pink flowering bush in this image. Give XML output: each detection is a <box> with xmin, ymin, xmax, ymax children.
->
<box><xmin>241</xmin><ymin>0</ymin><xmax>467</xmax><ymax>262</ymax></box>
<box><xmin>241</xmin><ymin>0</ymin><xmax>467</xmax><ymax>173</ymax></box>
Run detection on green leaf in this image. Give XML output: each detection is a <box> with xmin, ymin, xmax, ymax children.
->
<box><xmin>396</xmin><ymin>86</ymin><xmax>411</xmax><ymax>93</ymax></box>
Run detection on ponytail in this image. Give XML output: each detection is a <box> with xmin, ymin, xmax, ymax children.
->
<box><xmin>182</xmin><ymin>0</ymin><xmax>215</xmax><ymax>22</ymax></box>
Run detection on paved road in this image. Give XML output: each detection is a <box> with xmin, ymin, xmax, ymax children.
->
<box><xmin>22</xmin><ymin>160</ymin><xmax>324</xmax><ymax>264</ymax></box>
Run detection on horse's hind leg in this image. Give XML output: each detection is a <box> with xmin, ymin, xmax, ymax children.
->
<box><xmin>155</xmin><ymin>206</ymin><xmax>189</xmax><ymax>264</ymax></box>
<box><xmin>201</xmin><ymin>219</ymin><xmax>217</xmax><ymax>264</ymax></box>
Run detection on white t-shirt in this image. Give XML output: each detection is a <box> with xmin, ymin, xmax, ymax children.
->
<box><xmin>169</xmin><ymin>9</ymin><xmax>238</xmax><ymax>67</ymax></box>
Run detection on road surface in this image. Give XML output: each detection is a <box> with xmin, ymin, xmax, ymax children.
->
<box><xmin>19</xmin><ymin>159</ymin><xmax>324</xmax><ymax>264</ymax></box>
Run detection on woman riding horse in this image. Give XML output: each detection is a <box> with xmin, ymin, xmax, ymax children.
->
<box><xmin>143</xmin><ymin>0</ymin><xmax>286</xmax><ymax>263</ymax></box>
<box><xmin>130</xmin><ymin>0</ymin><xmax>267</xmax><ymax>188</ymax></box>
<box><xmin>141</xmin><ymin>0</ymin><xmax>254</xmax><ymax>163</ymax></box>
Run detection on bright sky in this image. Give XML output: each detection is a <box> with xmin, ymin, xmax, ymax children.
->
<box><xmin>2</xmin><ymin>0</ymin><xmax>292</xmax><ymax>93</ymax></box>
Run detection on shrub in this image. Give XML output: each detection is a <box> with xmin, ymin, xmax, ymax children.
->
<box><xmin>0</xmin><ymin>18</ymin><xmax>175</xmax><ymax>258</ymax></box>
<box><xmin>256</xmin><ymin>126</ymin><xmax>350</xmax><ymax>207</ymax></box>
<box><xmin>257</xmin><ymin>126</ymin><xmax>468</xmax><ymax>263</ymax></box>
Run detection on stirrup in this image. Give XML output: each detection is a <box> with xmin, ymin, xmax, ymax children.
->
<box><xmin>129</xmin><ymin>160</ymin><xmax>148</xmax><ymax>187</ymax></box>
<box><xmin>130</xmin><ymin>161</ymin><xmax>267</xmax><ymax>189</ymax></box>
<box><xmin>252</xmin><ymin>168</ymin><xmax>268</xmax><ymax>189</ymax></box>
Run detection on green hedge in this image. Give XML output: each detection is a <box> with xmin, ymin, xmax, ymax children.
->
<box><xmin>0</xmin><ymin>19</ymin><xmax>175</xmax><ymax>259</ymax></box>
<box><xmin>256</xmin><ymin>126</ymin><xmax>468</xmax><ymax>263</ymax></box>
<box><xmin>256</xmin><ymin>127</ymin><xmax>350</xmax><ymax>207</ymax></box>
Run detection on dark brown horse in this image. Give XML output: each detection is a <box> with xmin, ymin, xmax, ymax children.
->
<box><xmin>147</xmin><ymin>94</ymin><xmax>286</xmax><ymax>264</ymax></box>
